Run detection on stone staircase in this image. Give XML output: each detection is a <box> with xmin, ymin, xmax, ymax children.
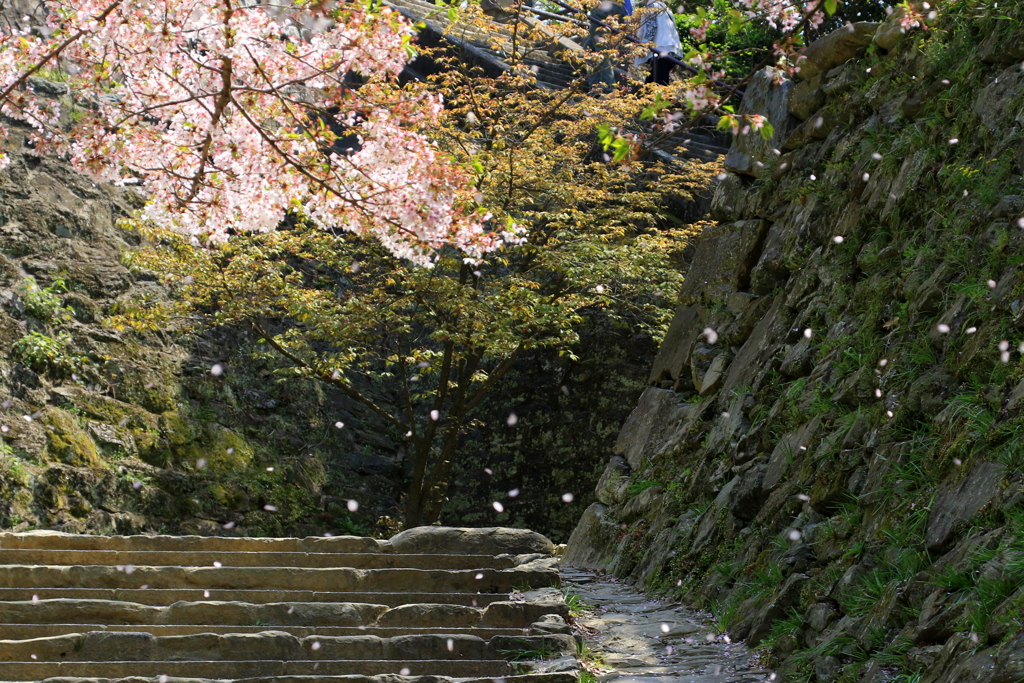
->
<box><xmin>386</xmin><ymin>0</ymin><xmax>730</xmax><ymax>162</ymax></box>
<box><xmin>0</xmin><ymin>527</ymin><xmax>577</xmax><ymax>683</ymax></box>
<box><xmin>654</xmin><ymin>122</ymin><xmax>732</xmax><ymax>163</ymax></box>
<box><xmin>387</xmin><ymin>0</ymin><xmax>578</xmax><ymax>90</ymax></box>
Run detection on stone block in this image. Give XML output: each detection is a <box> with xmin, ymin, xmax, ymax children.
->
<box><xmin>764</xmin><ymin>417</ymin><xmax>821</xmax><ymax>490</ymax></box>
<box><xmin>725</xmin><ymin>69</ymin><xmax>797</xmax><ymax>177</ymax></box>
<box><xmin>562</xmin><ymin>503</ymin><xmax>621</xmax><ymax>570</ymax></box>
<box><xmin>481</xmin><ymin>601</ymin><xmax>569</xmax><ymax>629</ymax></box>
<box><xmin>488</xmin><ymin>634</ymin><xmax>576</xmax><ymax>658</ymax></box>
<box><xmin>787</xmin><ymin>76</ymin><xmax>824</xmax><ymax>120</ymax></box>
<box><xmin>978</xmin><ymin>22</ymin><xmax>1024</xmax><ymax>64</ymax></box>
<box><xmin>698</xmin><ymin>353</ymin><xmax>730</xmax><ymax>396</ymax></box>
<box><xmin>677</xmin><ymin>220</ymin><xmax>769</xmax><ymax>305</ymax></box>
<box><xmin>745</xmin><ymin>573</ymin><xmax>808</xmax><ymax>646</ymax></box>
<box><xmin>613</xmin><ymin>387</ymin><xmax>688</xmax><ymax>469</ymax></box>
<box><xmin>647</xmin><ymin>305</ymin><xmax>705</xmax><ymax>386</ymax></box>
<box><xmin>719</xmin><ymin>296</ymin><xmax>793</xmax><ymax>403</ymax></box>
<box><xmin>387</xmin><ymin>527</ymin><xmax>555</xmax><ymax>556</ymax></box>
<box><xmin>594</xmin><ymin>456</ymin><xmax>631</xmax><ymax>506</ymax></box>
<box><xmin>796</xmin><ymin>22</ymin><xmax>879</xmax><ymax>81</ymax></box>
<box><xmin>926</xmin><ymin>461</ymin><xmax>1006</xmax><ymax>551</ymax></box>
<box><xmin>376</xmin><ymin>603</ymin><xmax>482</xmax><ymax>628</ymax></box>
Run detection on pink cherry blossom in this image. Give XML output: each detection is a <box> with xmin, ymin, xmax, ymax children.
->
<box><xmin>0</xmin><ymin>0</ymin><xmax>511</xmax><ymax>265</ymax></box>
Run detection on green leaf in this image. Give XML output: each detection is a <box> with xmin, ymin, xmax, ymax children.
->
<box><xmin>824</xmin><ymin>0</ymin><xmax>837</xmax><ymax>14</ymax></box>
<box><xmin>611</xmin><ymin>138</ymin><xmax>631</xmax><ymax>163</ymax></box>
<box><xmin>759</xmin><ymin>121</ymin><xmax>774</xmax><ymax>141</ymax></box>
<box><xmin>639</xmin><ymin>94</ymin><xmax>671</xmax><ymax>121</ymax></box>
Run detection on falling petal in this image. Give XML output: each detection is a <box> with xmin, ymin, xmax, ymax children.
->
<box><xmin>347</xmin><ymin>499</ymin><xmax>359</xmax><ymax>512</ymax></box>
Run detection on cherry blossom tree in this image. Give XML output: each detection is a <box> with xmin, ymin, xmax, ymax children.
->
<box><xmin>0</xmin><ymin>0</ymin><xmax>513</xmax><ymax>265</ymax></box>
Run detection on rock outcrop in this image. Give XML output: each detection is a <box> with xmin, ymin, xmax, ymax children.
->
<box><xmin>566</xmin><ymin>6</ymin><xmax>1024</xmax><ymax>682</ymax></box>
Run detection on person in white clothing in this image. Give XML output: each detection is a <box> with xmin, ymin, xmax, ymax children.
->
<box><xmin>633</xmin><ymin>0</ymin><xmax>682</xmax><ymax>85</ymax></box>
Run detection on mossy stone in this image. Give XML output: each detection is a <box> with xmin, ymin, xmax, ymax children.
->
<box><xmin>170</xmin><ymin>422</ymin><xmax>253</xmax><ymax>472</ymax></box>
<box><xmin>43</xmin><ymin>408</ymin><xmax>102</xmax><ymax>468</ymax></box>
<box><xmin>159</xmin><ymin>411</ymin><xmax>198</xmax><ymax>447</ymax></box>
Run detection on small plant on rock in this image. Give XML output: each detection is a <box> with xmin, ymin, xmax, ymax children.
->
<box><xmin>20</xmin><ymin>277</ymin><xmax>72</xmax><ymax>324</ymax></box>
<box><xmin>11</xmin><ymin>331</ymin><xmax>82</xmax><ymax>378</ymax></box>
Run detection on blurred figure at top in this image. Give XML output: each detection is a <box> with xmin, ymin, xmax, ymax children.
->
<box><xmin>634</xmin><ymin>0</ymin><xmax>681</xmax><ymax>85</ymax></box>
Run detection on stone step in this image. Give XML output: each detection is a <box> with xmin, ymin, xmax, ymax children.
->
<box><xmin>0</xmin><ymin>631</ymin><xmax>508</xmax><ymax>662</ymax></box>
<box><xmin>0</xmin><ymin>565</ymin><xmax>558</xmax><ymax>592</ymax></box>
<box><xmin>0</xmin><ymin>528</ymin><xmax>567</xmax><ymax>683</ymax></box>
<box><xmin>0</xmin><ymin>549</ymin><xmax>513</xmax><ymax>570</ymax></box>
<box><xmin>0</xmin><ymin>587</ymin><xmax>509</xmax><ymax>607</ymax></box>
<box><xmin>0</xmin><ymin>624</ymin><xmax>525</xmax><ymax>640</ymax></box>
<box><xmin>0</xmin><ymin>658</ymin><xmax>513</xmax><ymax>679</ymax></box>
<box><xmin>0</xmin><ymin>534</ymin><xmax>382</xmax><ymax>554</ymax></box>
<box><xmin>13</xmin><ymin>674</ymin><xmax>578</xmax><ymax>683</ymax></box>
<box><xmin>0</xmin><ymin>598</ymin><xmax>547</xmax><ymax>628</ymax></box>
<box><xmin>673</xmin><ymin>140</ymin><xmax>730</xmax><ymax>157</ymax></box>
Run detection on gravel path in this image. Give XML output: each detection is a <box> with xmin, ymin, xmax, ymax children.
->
<box><xmin>561</xmin><ymin>567</ymin><xmax>773</xmax><ymax>683</ymax></box>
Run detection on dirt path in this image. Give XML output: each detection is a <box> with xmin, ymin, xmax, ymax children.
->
<box><xmin>562</xmin><ymin>567</ymin><xmax>773</xmax><ymax>683</ymax></box>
